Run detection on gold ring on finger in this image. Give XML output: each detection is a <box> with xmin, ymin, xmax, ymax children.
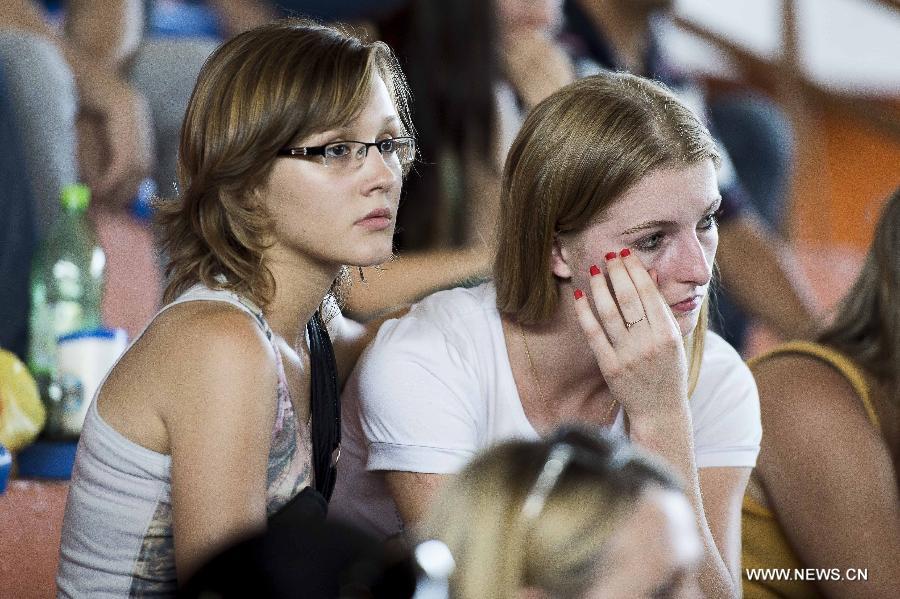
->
<box><xmin>624</xmin><ymin>316</ymin><xmax>645</xmax><ymax>329</ymax></box>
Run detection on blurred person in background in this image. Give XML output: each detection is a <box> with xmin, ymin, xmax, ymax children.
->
<box><xmin>420</xmin><ymin>427</ymin><xmax>702</xmax><ymax>599</ymax></box>
<box><xmin>743</xmin><ymin>186</ymin><xmax>900</xmax><ymax>599</ymax></box>
<box><xmin>561</xmin><ymin>0</ymin><xmax>818</xmax><ymax>353</ymax></box>
<box><xmin>0</xmin><ymin>64</ymin><xmax>36</xmax><ymax>360</ymax></box>
<box><xmin>56</xmin><ymin>20</ymin><xmax>415</xmax><ymax>595</ymax></box>
<box><xmin>0</xmin><ymin>1</ymin><xmax>219</xmax><ymax>339</ymax></box>
<box><xmin>0</xmin><ymin>0</ymin><xmax>216</xmax><ymax>218</ymax></box>
<box><xmin>333</xmin><ymin>72</ymin><xmax>760</xmax><ymax>599</ymax></box>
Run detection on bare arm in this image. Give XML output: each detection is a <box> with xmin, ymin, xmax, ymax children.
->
<box><xmin>343</xmin><ymin>246</ymin><xmax>492</xmax><ymax>321</ymax></box>
<box><xmin>164</xmin><ymin>310</ymin><xmax>279</xmax><ymax>582</ymax></box>
<box><xmin>752</xmin><ymin>356</ymin><xmax>900</xmax><ymax>598</ymax></box>
<box><xmin>502</xmin><ymin>28</ymin><xmax>575</xmax><ymax>111</ymax></box>
<box><xmin>574</xmin><ymin>251</ymin><xmax>742</xmax><ymax>597</ymax></box>
<box><xmin>0</xmin><ymin>0</ymin><xmax>143</xmax><ymax>72</ymax></box>
<box><xmin>631</xmin><ymin>418</ymin><xmax>745</xmax><ymax>598</ymax></box>
<box><xmin>716</xmin><ymin>214</ymin><xmax>818</xmax><ymax>341</ymax></box>
<box><xmin>65</xmin><ymin>0</ymin><xmax>143</xmax><ymax>69</ymax></box>
<box><xmin>327</xmin><ymin>305</ymin><xmax>410</xmax><ymax>389</ymax></box>
<box><xmin>0</xmin><ymin>0</ymin><xmax>152</xmax><ymax>207</ymax></box>
<box><xmin>384</xmin><ymin>471</ymin><xmax>448</xmax><ymax>527</ymax></box>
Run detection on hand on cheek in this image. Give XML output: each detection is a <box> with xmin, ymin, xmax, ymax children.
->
<box><xmin>571</xmin><ymin>249</ymin><xmax>688</xmax><ymax>418</ymax></box>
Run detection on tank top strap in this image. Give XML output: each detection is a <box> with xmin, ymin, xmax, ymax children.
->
<box><xmin>161</xmin><ymin>284</ymin><xmax>295</xmax><ymax>431</ymax></box>
<box><xmin>748</xmin><ymin>340</ymin><xmax>880</xmax><ymax>429</ymax></box>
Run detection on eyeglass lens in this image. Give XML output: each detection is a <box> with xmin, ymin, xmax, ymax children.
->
<box><xmin>323</xmin><ymin>139</ymin><xmax>414</xmax><ymax>169</ymax></box>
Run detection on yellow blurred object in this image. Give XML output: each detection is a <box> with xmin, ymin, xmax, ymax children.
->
<box><xmin>0</xmin><ymin>348</ymin><xmax>46</xmax><ymax>451</ymax></box>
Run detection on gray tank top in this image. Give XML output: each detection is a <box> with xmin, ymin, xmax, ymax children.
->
<box><xmin>56</xmin><ymin>285</ymin><xmax>313</xmax><ymax>597</ymax></box>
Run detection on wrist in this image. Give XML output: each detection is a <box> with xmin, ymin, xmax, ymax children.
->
<box><xmin>627</xmin><ymin>401</ymin><xmax>692</xmax><ymax>445</ymax></box>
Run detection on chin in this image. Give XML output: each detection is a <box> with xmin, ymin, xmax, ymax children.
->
<box><xmin>352</xmin><ymin>244</ymin><xmax>396</xmax><ymax>268</ymax></box>
<box><xmin>675</xmin><ymin>312</ymin><xmax>701</xmax><ymax>338</ymax></box>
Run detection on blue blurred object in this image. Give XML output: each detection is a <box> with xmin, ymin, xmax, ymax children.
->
<box><xmin>16</xmin><ymin>440</ymin><xmax>78</xmax><ymax>479</ymax></box>
<box><xmin>0</xmin><ymin>444</ymin><xmax>11</xmax><ymax>493</ymax></box>
<box><xmin>130</xmin><ymin>178</ymin><xmax>157</xmax><ymax>223</ymax></box>
<box><xmin>150</xmin><ymin>0</ymin><xmax>222</xmax><ymax>39</ymax></box>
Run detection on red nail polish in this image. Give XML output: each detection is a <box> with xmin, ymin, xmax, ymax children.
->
<box><xmin>604</xmin><ymin>252</ymin><xmax>617</xmax><ymax>261</ymax></box>
<box><xmin>574</xmin><ymin>289</ymin><xmax>584</xmax><ymax>300</ymax></box>
<box><xmin>620</xmin><ymin>248</ymin><xmax>631</xmax><ymax>258</ymax></box>
<box><xmin>589</xmin><ymin>264</ymin><xmax>600</xmax><ymax>276</ymax></box>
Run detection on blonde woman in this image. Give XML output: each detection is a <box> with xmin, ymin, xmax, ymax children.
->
<box><xmin>743</xmin><ymin>187</ymin><xmax>900</xmax><ymax>598</ymax></box>
<box><xmin>420</xmin><ymin>426</ymin><xmax>702</xmax><ymax>599</ymax></box>
<box><xmin>333</xmin><ymin>72</ymin><xmax>760</xmax><ymax>598</ymax></box>
<box><xmin>57</xmin><ymin>21</ymin><xmax>415</xmax><ymax>595</ymax></box>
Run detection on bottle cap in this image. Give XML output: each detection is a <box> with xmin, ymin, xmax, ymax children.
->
<box><xmin>60</xmin><ymin>183</ymin><xmax>91</xmax><ymax>212</ymax></box>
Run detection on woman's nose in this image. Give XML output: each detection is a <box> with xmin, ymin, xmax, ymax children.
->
<box><xmin>675</xmin><ymin>234</ymin><xmax>714</xmax><ymax>286</ymax></box>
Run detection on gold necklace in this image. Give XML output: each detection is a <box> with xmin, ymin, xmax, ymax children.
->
<box><xmin>517</xmin><ymin>322</ymin><xmax>619</xmax><ymax>425</ymax></box>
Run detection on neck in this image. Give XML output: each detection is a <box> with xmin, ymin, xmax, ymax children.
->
<box><xmin>578</xmin><ymin>0</ymin><xmax>654</xmax><ymax>74</ymax></box>
<box><xmin>507</xmin><ymin>282</ymin><xmax>611</xmax><ymax>410</ymax></box>
<box><xmin>262</xmin><ymin>248</ymin><xmax>343</xmax><ymax>344</ymax></box>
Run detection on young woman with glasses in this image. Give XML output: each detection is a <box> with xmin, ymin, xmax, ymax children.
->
<box><xmin>57</xmin><ymin>20</ymin><xmax>414</xmax><ymax>595</ymax></box>
<box><xmin>332</xmin><ymin>72</ymin><xmax>760</xmax><ymax>598</ymax></box>
<box><xmin>420</xmin><ymin>426</ymin><xmax>702</xmax><ymax>599</ymax></box>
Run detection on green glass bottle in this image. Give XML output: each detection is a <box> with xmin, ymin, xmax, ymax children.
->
<box><xmin>27</xmin><ymin>184</ymin><xmax>106</xmax><ymax>412</ymax></box>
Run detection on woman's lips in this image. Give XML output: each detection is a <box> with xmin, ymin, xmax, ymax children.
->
<box><xmin>355</xmin><ymin>208</ymin><xmax>392</xmax><ymax>231</ymax></box>
<box><xmin>670</xmin><ymin>295</ymin><xmax>701</xmax><ymax>313</ymax></box>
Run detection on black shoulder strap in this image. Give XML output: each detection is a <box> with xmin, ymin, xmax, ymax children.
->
<box><xmin>306</xmin><ymin>310</ymin><xmax>340</xmax><ymax>501</ymax></box>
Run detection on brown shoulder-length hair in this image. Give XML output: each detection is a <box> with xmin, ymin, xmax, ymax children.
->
<box><xmin>819</xmin><ymin>186</ymin><xmax>900</xmax><ymax>407</ymax></box>
<box><xmin>156</xmin><ymin>20</ymin><xmax>413</xmax><ymax>309</ymax></box>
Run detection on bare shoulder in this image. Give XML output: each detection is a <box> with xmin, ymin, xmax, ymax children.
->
<box><xmin>750</xmin><ymin>352</ymin><xmax>863</xmax><ymax>421</ymax></box>
<box><xmin>144</xmin><ymin>301</ymin><xmax>277</xmax><ymax>405</ymax></box>
<box><xmin>99</xmin><ymin>301</ymin><xmax>278</xmax><ymax>453</ymax></box>
<box><xmin>749</xmin><ymin>351</ymin><xmax>880</xmax><ymax>478</ymax></box>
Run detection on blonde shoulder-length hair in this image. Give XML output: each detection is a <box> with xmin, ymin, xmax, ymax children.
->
<box><xmin>418</xmin><ymin>426</ymin><xmax>683</xmax><ymax>599</ymax></box>
<box><xmin>156</xmin><ymin>20</ymin><xmax>413</xmax><ymax>310</ymax></box>
<box><xmin>493</xmin><ymin>72</ymin><xmax>721</xmax><ymax>392</ymax></box>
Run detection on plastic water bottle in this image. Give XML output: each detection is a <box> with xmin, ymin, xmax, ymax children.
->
<box><xmin>27</xmin><ymin>183</ymin><xmax>106</xmax><ymax>437</ymax></box>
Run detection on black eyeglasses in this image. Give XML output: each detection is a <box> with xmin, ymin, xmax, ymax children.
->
<box><xmin>277</xmin><ymin>136</ymin><xmax>415</xmax><ymax>173</ymax></box>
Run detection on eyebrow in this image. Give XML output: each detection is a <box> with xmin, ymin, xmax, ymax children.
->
<box><xmin>619</xmin><ymin>196</ymin><xmax>722</xmax><ymax>236</ymax></box>
<box><xmin>329</xmin><ymin>115</ymin><xmax>401</xmax><ymax>138</ymax></box>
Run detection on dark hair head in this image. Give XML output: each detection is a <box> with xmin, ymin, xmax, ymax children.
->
<box><xmin>378</xmin><ymin>0</ymin><xmax>500</xmax><ymax>248</ymax></box>
<box><xmin>819</xmin><ymin>186</ymin><xmax>900</xmax><ymax>396</ymax></box>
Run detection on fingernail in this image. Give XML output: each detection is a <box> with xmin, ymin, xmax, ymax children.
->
<box><xmin>589</xmin><ymin>264</ymin><xmax>600</xmax><ymax>276</ymax></box>
<box><xmin>620</xmin><ymin>248</ymin><xmax>631</xmax><ymax>258</ymax></box>
<box><xmin>574</xmin><ymin>289</ymin><xmax>584</xmax><ymax>300</ymax></box>
<box><xmin>604</xmin><ymin>251</ymin><xmax>617</xmax><ymax>261</ymax></box>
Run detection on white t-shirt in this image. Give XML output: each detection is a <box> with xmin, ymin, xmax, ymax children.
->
<box><xmin>329</xmin><ymin>282</ymin><xmax>761</xmax><ymax>538</ymax></box>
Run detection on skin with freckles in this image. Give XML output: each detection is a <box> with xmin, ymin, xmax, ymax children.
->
<box><xmin>559</xmin><ymin>160</ymin><xmax>721</xmax><ymax>338</ymax></box>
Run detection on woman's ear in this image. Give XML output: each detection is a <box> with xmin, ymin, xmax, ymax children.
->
<box><xmin>550</xmin><ymin>235</ymin><xmax>574</xmax><ymax>279</ymax></box>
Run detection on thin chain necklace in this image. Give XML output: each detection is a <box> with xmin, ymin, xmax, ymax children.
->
<box><xmin>517</xmin><ymin>322</ymin><xmax>619</xmax><ymax>425</ymax></box>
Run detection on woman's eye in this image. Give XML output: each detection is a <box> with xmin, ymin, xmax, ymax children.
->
<box><xmin>698</xmin><ymin>212</ymin><xmax>719</xmax><ymax>231</ymax></box>
<box><xmin>325</xmin><ymin>143</ymin><xmax>351</xmax><ymax>158</ymax></box>
<box><xmin>377</xmin><ymin>138</ymin><xmax>397</xmax><ymax>153</ymax></box>
<box><xmin>634</xmin><ymin>232</ymin><xmax>663</xmax><ymax>251</ymax></box>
